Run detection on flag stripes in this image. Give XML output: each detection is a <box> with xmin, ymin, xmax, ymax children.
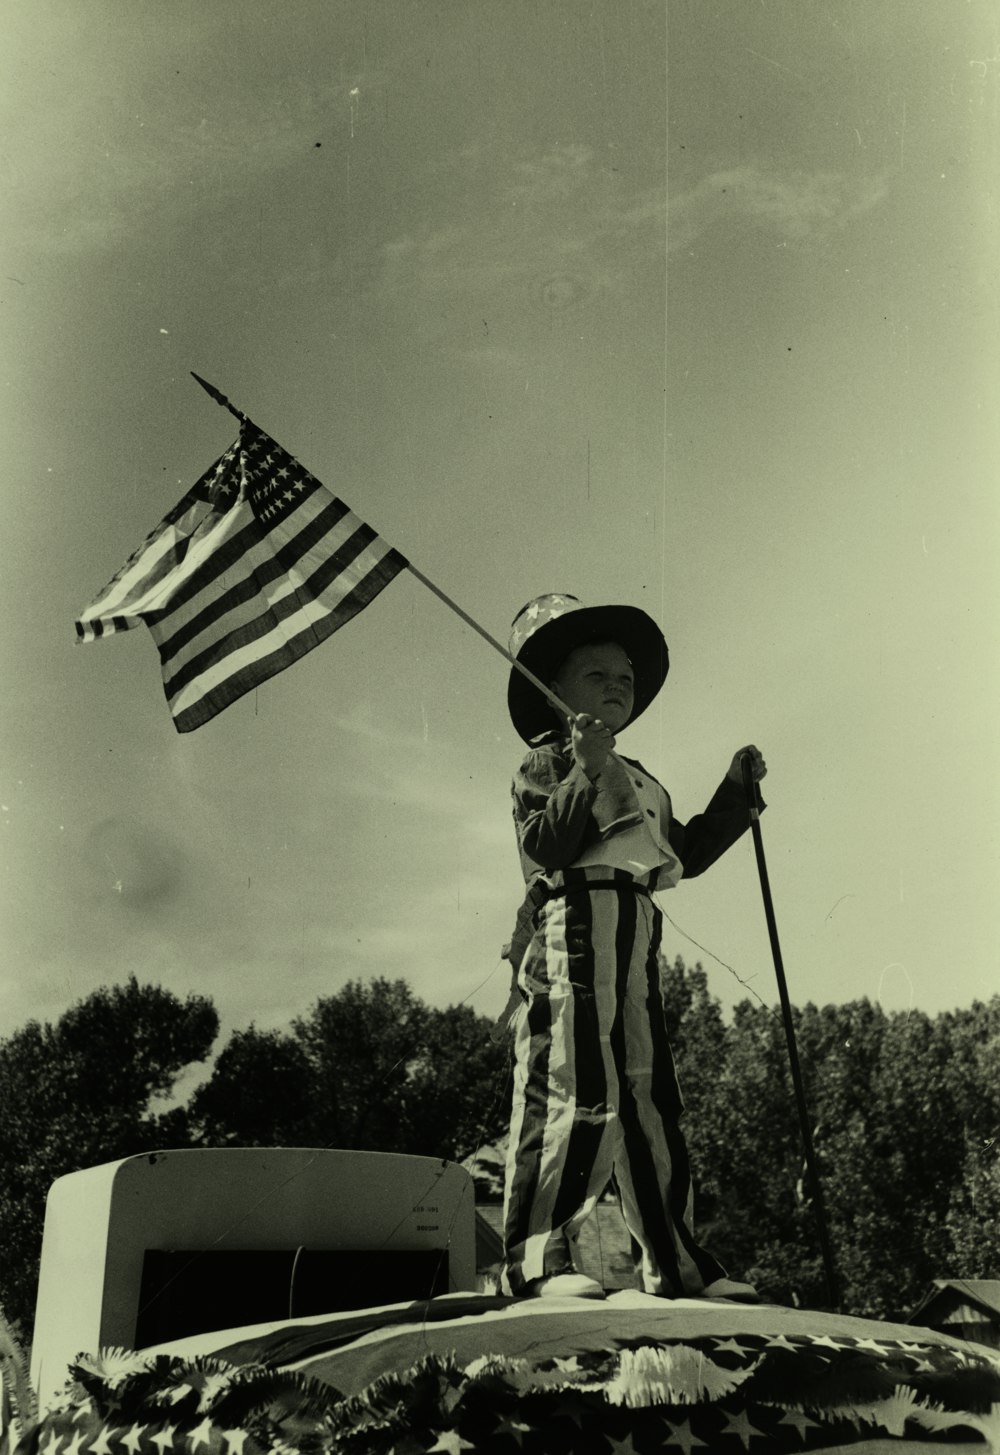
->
<box><xmin>151</xmin><ymin>497</ymin><xmax>368</xmax><ymax>666</ymax></box>
<box><xmin>75</xmin><ymin>419</ymin><xmax>407</xmax><ymax>731</ymax></box>
<box><xmin>75</xmin><ymin>489</ymin><xmax>221</xmax><ymax>640</ymax></box>
<box><xmin>501</xmin><ymin>872</ymin><xmax>726</xmax><ymax>1298</ymax></box>
<box><xmin>163</xmin><ymin>538</ymin><xmax>406</xmax><ymax>732</ymax></box>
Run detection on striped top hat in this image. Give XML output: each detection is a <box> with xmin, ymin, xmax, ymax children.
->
<box><xmin>507</xmin><ymin>593</ymin><xmax>669</xmax><ymax>744</ymax></box>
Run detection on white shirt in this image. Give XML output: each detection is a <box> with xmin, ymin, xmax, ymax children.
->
<box><xmin>568</xmin><ymin>752</ymin><xmax>683</xmax><ymax>887</ymax></box>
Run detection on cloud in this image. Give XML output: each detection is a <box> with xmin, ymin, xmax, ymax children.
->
<box><xmin>668</xmin><ymin>164</ymin><xmax>888</xmax><ymax>252</ymax></box>
<box><xmin>376</xmin><ymin>143</ymin><xmax>666</xmax><ymax>317</ymax></box>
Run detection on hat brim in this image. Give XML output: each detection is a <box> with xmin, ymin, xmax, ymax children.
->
<box><xmin>508</xmin><ymin>604</ymin><xmax>668</xmax><ymax>744</ymax></box>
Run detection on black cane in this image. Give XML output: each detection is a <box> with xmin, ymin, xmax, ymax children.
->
<box><xmin>740</xmin><ymin>754</ymin><xmax>840</xmax><ymax>1311</ymax></box>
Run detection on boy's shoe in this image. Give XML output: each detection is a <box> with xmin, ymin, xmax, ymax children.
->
<box><xmin>527</xmin><ymin>1273</ymin><xmax>607</xmax><ymax>1300</ymax></box>
<box><xmin>702</xmin><ymin>1277</ymin><xmax>760</xmax><ymax>1304</ymax></box>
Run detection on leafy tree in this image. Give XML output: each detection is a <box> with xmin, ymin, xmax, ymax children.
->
<box><xmin>399</xmin><ymin>1002</ymin><xmax>514</xmax><ymax>1164</ymax></box>
<box><xmin>7</xmin><ymin>961</ymin><xmax>997</xmax><ymax>1342</ymax></box>
<box><xmin>189</xmin><ymin>1027</ymin><xmax>314</xmax><ymax>1147</ymax></box>
<box><xmin>791</xmin><ymin>999</ymin><xmax>998</xmax><ymax>1318</ymax></box>
<box><xmin>947</xmin><ymin>1141</ymin><xmax>1000</xmax><ymax>1273</ymax></box>
<box><xmin>678</xmin><ymin>991</ymin><xmax>820</xmax><ymax>1304</ymax></box>
<box><xmin>295</xmin><ymin>978</ymin><xmax>434</xmax><ymax>1153</ymax></box>
<box><xmin>189</xmin><ymin>978</ymin><xmax>512</xmax><ymax>1172</ymax></box>
<box><xmin>0</xmin><ymin>977</ymin><xmax>217</xmax><ymax>1336</ymax></box>
<box><xmin>943</xmin><ymin>1001</ymin><xmax>1000</xmax><ymax>1275</ymax></box>
<box><xmin>662</xmin><ymin>968</ymin><xmax>1000</xmax><ymax>1318</ymax></box>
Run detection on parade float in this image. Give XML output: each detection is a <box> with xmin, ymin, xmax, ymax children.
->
<box><xmin>26</xmin><ymin>386</ymin><xmax>1000</xmax><ymax>1449</ymax></box>
<box><xmin>0</xmin><ymin>1146</ymin><xmax>996</xmax><ymax>1455</ymax></box>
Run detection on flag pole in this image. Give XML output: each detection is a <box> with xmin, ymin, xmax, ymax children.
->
<box><xmin>404</xmin><ymin>562</ymin><xmax>577</xmax><ymax>723</ymax></box>
<box><xmin>191</xmin><ymin>372</ymin><xmax>247</xmax><ymax>422</ymax></box>
<box><xmin>189</xmin><ymin>372</ymin><xmax>577</xmax><ymax>726</ymax></box>
<box><xmin>740</xmin><ymin>753</ymin><xmax>840</xmax><ymax>1311</ymax></box>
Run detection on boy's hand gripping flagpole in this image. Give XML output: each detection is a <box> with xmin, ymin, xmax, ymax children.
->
<box><xmin>740</xmin><ymin>754</ymin><xmax>840</xmax><ymax>1311</ymax></box>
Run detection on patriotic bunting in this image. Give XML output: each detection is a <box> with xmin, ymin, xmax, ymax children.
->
<box><xmin>75</xmin><ymin>419</ymin><xmax>407</xmax><ymax>731</ymax></box>
<box><xmin>7</xmin><ymin>1321</ymin><xmax>1000</xmax><ymax>1455</ymax></box>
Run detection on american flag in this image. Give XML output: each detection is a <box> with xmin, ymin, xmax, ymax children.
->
<box><xmin>12</xmin><ymin>1320</ymin><xmax>1000</xmax><ymax>1455</ymax></box>
<box><xmin>75</xmin><ymin>419</ymin><xmax>408</xmax><ymax>732</ymax></box>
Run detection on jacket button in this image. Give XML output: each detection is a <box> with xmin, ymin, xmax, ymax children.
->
<box><xmin>646</xmin><ymin>809</ymin><xmax>655</xmax><ymax>818</ymax></box>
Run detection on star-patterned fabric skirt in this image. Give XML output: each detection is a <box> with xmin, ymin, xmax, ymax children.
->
<box><xmin>14</xmin><ymin>1295</ymin><xmax>1000</xmax><ymax>1455</ymax></box>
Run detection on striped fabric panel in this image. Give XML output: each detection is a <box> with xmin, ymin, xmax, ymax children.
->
<box><xmin>608</xmin><ymin>892</ymin><xmax>725</xmax><ymax>1295</ymax></box>
<box><xmin>164</xmin><ymin>541</ymin><xmax>406</xmax><ymax>732</ymax></box>
<box><xmin>75</xmin><ymin>420</ymin><xmax>407</xmax><ymax>731</ymax></box>
<box><xmin>502</xmin><ymin>874</ymin><xmax>727</xmax><ymax>1297</ymax></box>
<box><xmin>74</xmin><ymin>445</ymin><xmax>240</xmax><ymax>641</ymax></box>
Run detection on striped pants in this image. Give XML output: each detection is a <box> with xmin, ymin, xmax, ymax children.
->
<box><xmin>501</xmin><ymin>868</ymin><xmax>726</xmax><ymax>1297</ymax></box>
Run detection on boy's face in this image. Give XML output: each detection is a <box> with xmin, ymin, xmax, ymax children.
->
<box><xmin>551</xmin><ymin>641</ymin><xmax>635</xmax><ymax>733</ymax></box>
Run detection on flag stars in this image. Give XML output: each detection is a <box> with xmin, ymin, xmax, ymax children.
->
<box><xmin>604</xmin><ymin>1430</ymin><xmax>645</xmax><ymax>1455</ymax></box>
<box><xmin>427</xmin><ymin>1433</ymin><xmax>474</xmax><ymax>1455</ymax></box>
<box><xmin>89</xmin><ymin>1428</ymin><xmax>118</xmax><ymax>1455</ymax></box>
<box><xmin>121</xmin><ymin>1424</ymin><xmax>147</xmax><ymax>1454</ymax></box>
<box><xmin>492</xmin><ymin>1416</ymin><xmax>532</xmax><ymax>1447</ymax></box>
<box><xmin>664</xmin><ymin>1416</ymin><xmax>708</xmax><ymax>1454</ymax></box>
<box><xmin>719</xmin><ymin>1408</ymin><xmax>768</xmax><ymax>1449</ymax></box>
<box><xmin>81</xmin><ymin>417</ymin><xmax>406</xmax><ymax>730</ymax></box>
<box><xmin>777</xmin><ymin>1407</ymin><xmax>821</xmax><ymax>1440</ymax></box>
<box><xmin>151</xmin><ymin>1425</ymin><xmax>179</xmax><ymax>1453</ymax></box>
<box><xmin>187</xmin><ymin>1417</ymin><xmax>215</xmax><ymax>1451</ymax></box>
<box><xmin>259</xmin><ymin>500</ymin><xmax>291</xmax><ymax>523</ymax></box>
<box><xmin>711</xmin><ymin>1337</ymin><xmax>752</xmax><ymax>1356</ymax></box>
<box><xmin>61</xmin><ymin>1430</ymin><xmax>87</xmax><ymax>1455</ymax></box>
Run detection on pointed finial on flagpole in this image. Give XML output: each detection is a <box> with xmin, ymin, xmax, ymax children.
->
<box><xmin>190</xmin><ymin>372</ymin><xmax>248</xmax><ymax>422</ymax></box>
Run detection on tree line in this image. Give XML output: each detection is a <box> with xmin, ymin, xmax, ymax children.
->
<box><xmin>0</xmin><ymin>965</ymin><xmax>997</xmax><ymax>1337</ymax></box>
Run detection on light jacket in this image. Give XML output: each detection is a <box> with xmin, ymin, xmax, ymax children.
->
<box><xmin>497</xmin><ymin>731</ymin><xmax>764</xmax><ymax>1016</ymax></box>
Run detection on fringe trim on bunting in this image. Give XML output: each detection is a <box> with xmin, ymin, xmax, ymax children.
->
<box><xmin>3</xmin><ymin>1330</ymin><xmax>1000</xmax><ymax>1455</ymax></box>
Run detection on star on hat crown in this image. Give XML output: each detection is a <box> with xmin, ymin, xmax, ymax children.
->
<box><xmin>508</xmin><ymin>594</ymin><xmax>579</xmax><ymax>655</ymax></box>
<box><xmin>505</xmin><ymin>594</ymin><xmax>669</xmax><ymax>744</ymax></box>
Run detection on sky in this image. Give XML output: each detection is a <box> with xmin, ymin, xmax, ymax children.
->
<box><xmin>1</xmin><ymin>1</ymin><xmax>997</xmax><ymax>1070</ymax></box>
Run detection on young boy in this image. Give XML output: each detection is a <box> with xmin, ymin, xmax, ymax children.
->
<box><xmin>500</xmin><ymin>593</ymin><xmax>766</xmax><ymax>1302</ymax></box>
